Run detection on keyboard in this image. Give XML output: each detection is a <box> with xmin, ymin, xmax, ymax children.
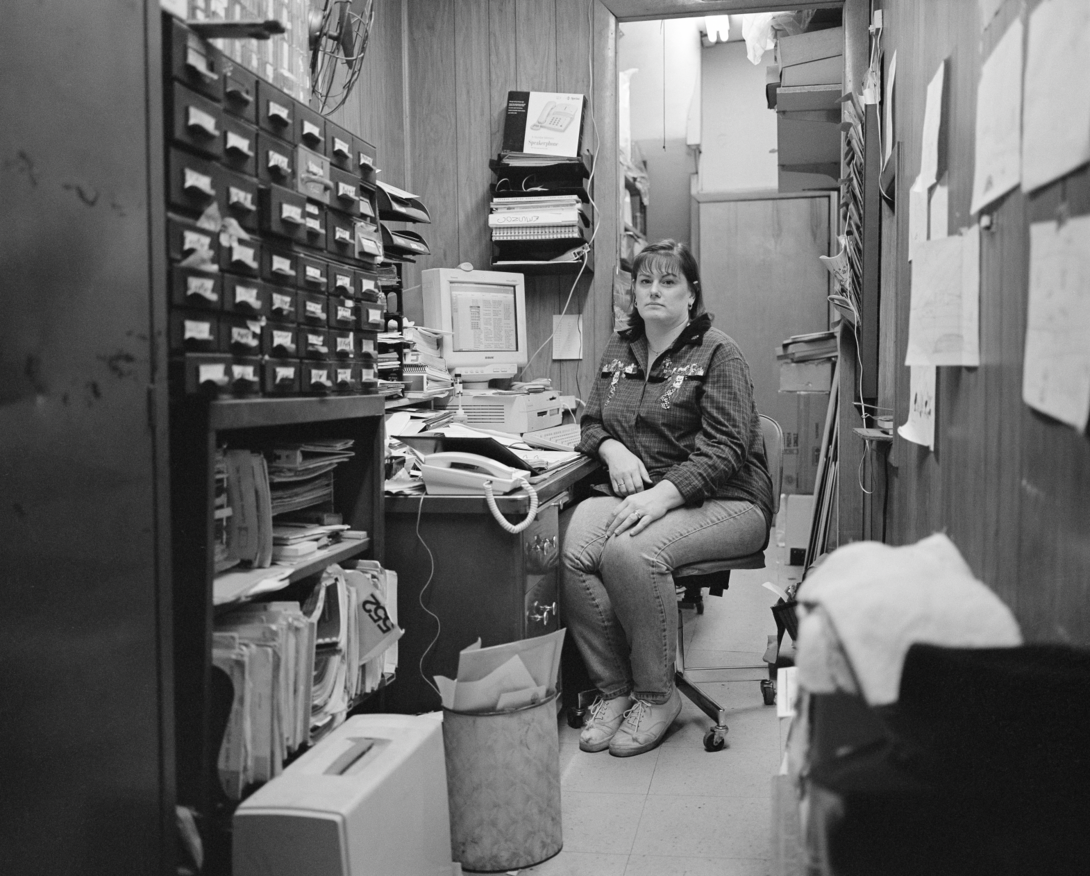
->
<box><xmin>522</xmin><ymin>422</ymin><xmax>582</xmax><ymax>451</ymax></box>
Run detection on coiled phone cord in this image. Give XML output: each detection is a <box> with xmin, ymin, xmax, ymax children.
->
<box><xmin>483</xmin><ymin>475</ymin><xmax>540</xmax><ymax>534</ymax></box>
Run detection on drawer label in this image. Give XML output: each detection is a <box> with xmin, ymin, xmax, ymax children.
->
<box><xmin>310</xmin><ymin>368</ymin><xmax>331</xmax><ymax>384</ymax></box>
<box><xmin>184</xmin><ymin>319</ymin><xmax>213</xmax><ymax>341</ymax></box>
<box><xmin>268</xmin><ymin>101</ymin><xmax>291</xmax><ymax>125</ymax></box>
<box><xmin>302</xmin><ymin>120</ymin><xmax>322</xmax><ymax>141</ymax></box>
<box><xmin>231</xmin><ymin>326</ymin><xmax>259</xmax><ymax>347</ymax></box>
<box><xmin>186</xmin><ymin>106</ymin><xmax>219</xmax><ymax>138</ymax></box>
<box><xmin>280</xmin><ymin>202</ymin><xmax>304</xmax><ymax>224</ymax></box>
<box><xmin>234</xmin><ymin>285</ymin><xmax>259</xmax><ymax>307</ymax></box>
<box><xmin>332</xmin><ymin>136</ymin><xmax>350</xmax><ymax>157</ymax></box>
<box><xmin>186</xmin><ymin>276</ymin><xmax>218</xmax><ymax>302</ymax></box>
<box><xmin>183</xmin><ymin>229</ymin><xmax>213</xmax><ymax>254</ymax></box>
<box><xmin>233</xmin><ymin>364</ymin><xmax>257</xmax><ymax>382</ymax></box>
<box><xmin>271</xmin><ymin>292</ymin><xmax>293</xmax><ymax>312</ymax></box>
<box><xmin>271</xmin><ymin>254</ymin><xmax>294</xmax><ymax>275</ymax></box>
<box><xmin>336</xmin><ymin>305</ymin><xmax>353</xmax><ymax>321</ymax></box>
<box><xmin>268</xmin><ymin>151</ymin><xmax>290</xmax><ymax>174</ymax></box>
<box><xmin>336</xmin><ymin>336</ymin><xmax>354</xmax><ymax>353</ymax></box>
<box><xmin>272</xmin><ymin>329</ymin><xmax>295</xmax><ymax>348</ymax></box>
<box><xmin>337</xmin><ymin>182</ymin><xmax>358</xmax><ymax>200</ymax></box>
<box><xmin>183</xmin><ymin>168</ymin><xmax>214</xmax><ymax>197</ymax></box>
<box><xmin>225</xmin><ymin>131</ymin><xmax>253</xmax><ymax>157</ymax></box>
<box><xmin>198</xmin><ymin>363</ymin><xmax>228</xmax><ymax>385</ymax></box>
<box><xmin>335</xmin><ymin>226</ymin><xmax>352</xmax><ymax>243</ymax></box>
<box><xmin>305</xmin><ymin>265</ymin><xmax>324</xmax><ymax>282</ymax></box>
<box><xmin>275</xmin><ymin>365</ymin><xmax>296</xmax><ymax>382</ymax></box>
<box><xmin>228</xmin><ymin>186</ymin><xmax>255</xmax><ymax>212</ymax></box>
<box><xmin>232</xmin><ymin>243</ymin><xmax>256</xmax><ymax>268</ymax></box>
<box><xmin>335</xmin><ymin>273</ymin><xmax>353</xmax><ymax>291</ymax></box>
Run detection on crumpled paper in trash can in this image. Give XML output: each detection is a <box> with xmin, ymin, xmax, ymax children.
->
<box><xmin>436</xmin><ymin>628</ymin><xmax>565</xmax><ymax>713</ymax></box>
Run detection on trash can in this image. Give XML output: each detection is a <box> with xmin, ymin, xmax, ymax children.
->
<box><xmin>442</xmin><ymin>693</ymin><xmax>563</xmax><ymax>872</ymax></box>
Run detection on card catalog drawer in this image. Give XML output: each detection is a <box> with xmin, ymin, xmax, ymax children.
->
<box><xmin>218</xmin><ymin>235</ymin><xmax>261</xmax><ymax>277</ymax></box>
<box><xmin>298</xmin><ymin>291</ymin><xmax>329</xmax><ymax>327</ymax></box>
<box><xmin>330</xmin><ymin>329</ymin><xmax>356</xmax><ymax>360</ymax></box>
<box><xmin>332</xmin><ymin>363</ymin><xmax>362</xmax><ymax>393</ymax></box>
<box><xmin>173</xmin><ymin>354</ymin><xmax>233</xmax><ymax>396</ymax></box>
<box><xmin>167</xmin><ymin>215</ymin><xmax>219</xmax><ymax>266</ymax></box>
<box><xmin>226</xmin><ymin>358</ymin><xmax>262</xmax><ymax>396</ymax></box>
<box><xmin>256</xmin><ymin>80</ymin><xmax>293</xmax><ymax>138</ymax></box>
<box><xmin>167</xmin><ymin>18</ymin><xmax>223</xmax><ymax>101</ymax></box>
<box><xmin>327</xmin><ymin>297</ymin><xmax>357</xmax><ymax>329</ymax></box>
<box><xmin>221</xmin><ymin>168</ymin><xmax>260</xmax><ymax>232</ymax></box>
<box><xmin>167</xmin><ymin>147</ymin><xmax>219</xmax><ymax>214</ymax></box>
<box><xmin>268</xmin><ymin>288</ymin><xmax>299</xmax><ymax>323</ymax></box>
<box><xmin>295</xmin><ymin>104</ymin><xmax>326</xmax><ymax>153</ymax></box>
<box><xmin>221</xmin><ymin>57</ymin><xmax>257</xmax><ymax>123</ymax></box>
<box><xmin>221</xmin><ymin>275</ymin><xmax>269</xmax><ymax>316</ymax></box>
<box><xmin>297</xmin><ymin>253</ymin><xmax>330</xmax><ymax>293</ymax></box>
<box><xmin>300</xmin><ymin>327</ymin><xmax>331</xmax><ymax>360</ymax></box>
<box><xmin>170</xmin><ymin>311</ymin><xmax>219</xmax><ymax>354</ymax></box>
<box><xmin>170</xmin><ymin>266</ymin><xmax>222</xmax><ymax>311</ymax></box>
<box><xmin>221</xmin><ymin>115</ymin><xmax>258</xmax><ymax>178</ymax></box>
<box><xmin>301</xmin><ymin>362</ymin><xmax>335</xmax><ymax>395</ymax></box>
<box><xmin>264</xmin><ymin>325</ymin><xmax>300</xmax><ymax>359</ymax></box>
<box><xmin>168</xmin><ymin>82</ymin><xmax>224</xmax><ymax>158</ymax></box>
<box><xmin>220</xmin><ymin>314</ymin><xmax>264</xmax><ymax>358</ymax></box>
<box><xmin>260</xmin><ymin>184</ymin><xmax>308</xmax><ymax>242</ymax></box>
<box><xmin>263</xmin><ymin>359</ymin><xmax>301</xmax><ymax>395</ymax></box>
<box><xmin>261</xmin><ymin>244</ymin><xmax>298</xmax><ymax>287</ymax></box>
<box><xmin>256</xmin><ymin>131</ymin><xmax>295</xmax><ymax>187</ymax></box>
<box><xmin>329</xmin><ymin>166</ymin><xmax>362</xmax><ymax>216</ymax></box>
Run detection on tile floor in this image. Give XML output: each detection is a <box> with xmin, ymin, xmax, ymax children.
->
<box><xmin>517</xmin><ymin>542</ymin><xmax>800</xmax><ymax>876</ymax></box>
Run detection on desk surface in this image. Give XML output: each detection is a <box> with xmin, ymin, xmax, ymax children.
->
<box><xmin>385</xmin><ymin>455</ymin><xmax>599</xmax><ymax>516</ymax></box>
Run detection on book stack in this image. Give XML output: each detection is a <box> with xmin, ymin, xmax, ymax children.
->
<box><xmin>490</xmin><ymin>91</ymin><xmax>593</xmax><ymax>272</ymax></box>
<box><xmin>266</xmin><ymin>439</ymin><xmax>354</xmax><ymax>518</ymax></box>
<box><xmin>772</xmin><ymin>25</ymin><xmax>843</xmax><ymax>192</ymax></box>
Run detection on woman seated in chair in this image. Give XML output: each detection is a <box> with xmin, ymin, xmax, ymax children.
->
<box><xmin>561</xmin><ymin>239</ymin><xmax>774</xmax><ymax>757</ymax></box>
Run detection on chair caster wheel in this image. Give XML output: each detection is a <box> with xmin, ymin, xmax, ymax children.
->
<box><xmin>760</xmin><ymin>680</ymin><xmax>776</xmax><ymax>706</ymax></box>
<box><xmin>703</xmin><ymin>728</ymin><xmax>727</xmax><ymax>751</ymax></box>
<box><xmin>566</xmin><ymin>707</ymin><xmax>585</xmax><ymax>729</ymax></box>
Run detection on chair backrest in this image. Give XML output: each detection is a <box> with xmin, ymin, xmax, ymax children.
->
<box><xmin>759</xmin><ymin>414</ymin><xmax>784</xmax><ymax>517</ymax></box>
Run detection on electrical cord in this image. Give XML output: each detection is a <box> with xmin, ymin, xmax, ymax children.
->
<box><xmin>413</xmin><ymin>494</ymin><xmax>443</xmax><ymax>698</ymax></box>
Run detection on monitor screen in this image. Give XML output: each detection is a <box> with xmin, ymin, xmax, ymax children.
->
<box><xmin>449</xmin><ymin>281</ymin><xmax>520</xmax><ymax>353</ymax></box>
<box><xmin>421</xmin><ymin>267</ymin><xmax>528</xmax><ymax>385</ymax></box>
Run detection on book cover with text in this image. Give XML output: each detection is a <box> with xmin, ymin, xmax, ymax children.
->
<box><xmin>502</xmin><ymin>91</ymin><xmax>586</xmax><ymax>158</ymax></box>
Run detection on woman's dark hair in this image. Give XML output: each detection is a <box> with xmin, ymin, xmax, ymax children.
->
<box><xmin>623</xmin><ymin>239</ymin><xmax>706</xmax><ymax>337</ymax></box>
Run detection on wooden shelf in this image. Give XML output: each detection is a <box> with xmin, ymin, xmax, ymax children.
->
<box><xmin>206</xmin><ymin>394</ymin><xmax>386</xmax><ymax>431</ymax></box>
<box><xmin>212</xmin><ymin>536</ymin><xmax>371</xmax><ymax>607</ymax></box>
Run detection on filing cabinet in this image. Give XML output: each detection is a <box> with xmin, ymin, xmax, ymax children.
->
<box><xmin>164</xmin><ymin>18</ymin><xmax>386</xmax><ymax>399</ymax></box>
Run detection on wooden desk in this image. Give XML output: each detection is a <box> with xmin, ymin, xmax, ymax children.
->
<box><xmin>384</xmin><ymin>457</ymin><xmax>598</xmax><ymax>713</ymax></box>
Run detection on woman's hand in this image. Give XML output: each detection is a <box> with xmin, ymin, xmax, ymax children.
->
<box><xmin>605</xmin><ymin>481</ymin><xmax>685</xmax><ymax>538</ymax></box>
<box><xmin>599</xmin><ymin>439</ymin><xmax>651</xmax><ymax>497</ymax></box>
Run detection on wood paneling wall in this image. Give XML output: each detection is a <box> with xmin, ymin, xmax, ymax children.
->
<box><xmin>398</xmin><ymin>0</ymin><xmax>619</xmax><ymax>400</ymax></box>
<box><xmin>877</xmin><ymin>0</ymin><xmax>1090</xmax><ymax>644</ymax></box>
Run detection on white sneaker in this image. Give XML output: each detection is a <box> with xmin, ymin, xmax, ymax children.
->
<box><xmin>579</xmin><ymin>695</ymin><xmax>633</xmax><ymax>752</ymax></box>
<box><xmin>608</xmin><ymin>688</ymin><xmax>682</xmax><ymax>757</ymax></box>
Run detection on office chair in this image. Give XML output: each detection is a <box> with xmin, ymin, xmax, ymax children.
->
<box><xmin>673</xmin><ymin>414</ymin><xmax>785</xmax><ymax>751</ymax></box>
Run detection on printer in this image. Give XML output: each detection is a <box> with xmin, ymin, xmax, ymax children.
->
<box><xmin>442</xmin><ymin>389</ymin><xmax>564</xmax><ymax>434</ymax></box>
<box><xmin>233</xmin><ymin>714</ymin><xmax>453</xmax><ymax>876</ymax></box>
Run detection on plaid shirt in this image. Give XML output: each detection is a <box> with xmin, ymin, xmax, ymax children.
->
<box><xmin>578</xmin><ymin>313</ymin><xmax>774</xmax><ymax>524</ymax></box>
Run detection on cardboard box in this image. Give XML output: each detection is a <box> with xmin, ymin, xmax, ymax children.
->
<box><xmin>780</xmin><ymin>359</ymin><xmax>834</xmax><ymax>392</ymax></box>
<box><xmin>796</xmin><ymin>391</ymin><xmax>830</xmax><ymax>493</ymax></box>
<box><xmin>776</xmin><ymin>26</ymin><xmax>844</xmax><ymax>68</ymax></box>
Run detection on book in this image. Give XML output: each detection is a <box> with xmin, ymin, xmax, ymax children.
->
<box><xmin>492</xmin><ymin>225</ymin><xmax>585</xmax><ymax>241</ymax></box>
<box><xmin>488</xmin><ymin>207</ymin><xmax>588</xmax><ymax>227</ymax></box>
<box><xmin>501</xmin><ymin>91</ymin><xmax>586</xmax><ymax>159</ymax></box>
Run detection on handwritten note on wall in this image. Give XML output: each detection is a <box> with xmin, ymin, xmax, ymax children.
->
<box><xmin>1022</xmin><ymin>0</ymin><xmax>1090</xmax><ymax>193</ymax></box>
<box><xmin>970</xmin><ymin>17</ymin><xmax>1023</xmax><ymax>214</ymax></box>
<box><xmin>1022</xmin><ymin>215</ymin><xmax>1090</xmax><ymax>430</ymax></box>
<box><xmin>898</xmin><ymin>365</ymin><xmax>936</xmax><ymax>450</ymax></box>
<box><xmin>906</xmin><ymin>226</ymin><xmax>981</xmax><ymax>367</ymax></box>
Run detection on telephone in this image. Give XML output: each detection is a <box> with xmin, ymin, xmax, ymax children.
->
<box><xmin>531</xmin><ymin>101</ymin><xmax>576</xmax><ymax>133</ymax></box>
<box><xmin>419</xmin><ymin>452</ymin><xmax>540</xmax><ymax>534</ymax></box>
<box><xmin>419</xmin><ymin>452</ymin><xmax>524</xmax><ymax>496</ymax></box>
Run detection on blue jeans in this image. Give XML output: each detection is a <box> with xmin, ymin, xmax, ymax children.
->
<box><xmin>561</xmin><ymin>496</ymin><xmax>769</xmax><ymax>704</ymax></box>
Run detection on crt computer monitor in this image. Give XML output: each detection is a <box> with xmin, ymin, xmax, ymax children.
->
<box><xmin>421</xmin><ymin>266</ymin><xmax>528</xmax><ymax>387</ymax></box>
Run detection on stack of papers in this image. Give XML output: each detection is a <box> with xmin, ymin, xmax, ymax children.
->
<box><xmin>436</xmin><ymin>629</ymin><xmax>565</xmax><ymax>713</ymax></box>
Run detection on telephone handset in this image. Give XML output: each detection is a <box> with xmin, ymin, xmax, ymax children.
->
<box><xmin>531</xmin><ymin>101</ymin><xmax>576</xmax><ymax>133</ymax></box>
<box><xmin>419</xmin><ymin>452</ymin><xmax>524</xmax><ymax>495</ymax></box>
<box><xmin>419</xmin><ymin>452</ymin><xmax>540</xmax><ymax>534</ymax></box>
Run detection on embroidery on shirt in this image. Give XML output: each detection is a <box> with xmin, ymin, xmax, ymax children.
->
<box><xmin>659</xmin><ymin>363</ymin><xmax>705</xmax><ymax>409</ymax></box>
<box><xmin>602</xmin><ymin>359</ymin><xmax>638</xmax><ymax>405</ymax></box>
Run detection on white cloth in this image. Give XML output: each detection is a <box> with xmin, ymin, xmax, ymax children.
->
<box><xmin>795</xmin><ymin>533</ymin><xmax>1022</xmax><ymax>705</ymax></box>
